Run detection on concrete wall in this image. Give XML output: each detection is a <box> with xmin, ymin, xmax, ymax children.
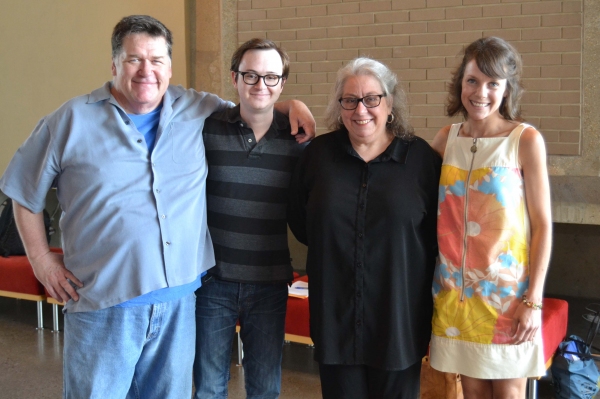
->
<box><xmin>0</xmin><ymin>0</ymin><xmax>188</xmax><ymax>174</ymax></box>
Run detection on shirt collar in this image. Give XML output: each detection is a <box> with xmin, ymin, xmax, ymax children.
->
<box><xmin>384</xmin><ymin>136</ymin><xmax>410</xmax><ymax>164</ymax></box>
<box><xmin>336</xmin><ymin>129</ymin><xmax>409</xmax><ymax>165</ymax></box>
<box><xmin>88</xmin><ymin>82</ymin><xmax>181</xmax><ymax>112</ymax></box>
<box><xmin>88</xmin><ymin>82</ymin><xmax>112</xmax><ymax>104</ymax></box>
<box><xmin>216</xmin><ymin>104</ymin><xmax>291</xmax><ymax>136</ymax></box>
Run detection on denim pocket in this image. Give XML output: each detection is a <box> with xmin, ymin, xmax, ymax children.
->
<box><xmin>201</xmin><ymin>274</ymin><xmax>214</xmax><ymax>285</ymax></box>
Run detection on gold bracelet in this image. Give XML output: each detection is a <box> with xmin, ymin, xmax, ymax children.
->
<box><xmin>522</xmin><ymin>295</ymin><xmax>542</xmax><ymax>310</ymax></box>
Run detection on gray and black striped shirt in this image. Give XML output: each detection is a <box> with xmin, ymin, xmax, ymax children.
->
<box><xmin>203</xmin><ymin>105</ymin><xmax>307</xmax><ymax>283</ymax></box>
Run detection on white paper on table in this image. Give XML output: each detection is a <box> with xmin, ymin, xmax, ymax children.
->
<box><xmin>288</xmin><ymin>280</ymin><xmax>308</xmax><ymax>298</ymax></box>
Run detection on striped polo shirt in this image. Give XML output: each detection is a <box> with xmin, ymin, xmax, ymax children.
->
<box><xmin>203</xmin><ymin>105</ymin><xmax>307</xmax><ymax>283</ymax></box>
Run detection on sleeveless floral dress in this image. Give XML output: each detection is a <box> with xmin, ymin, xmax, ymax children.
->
<box><xmin>430</xmin><ymin>123</ymin><xmax>544</xmax><ymax>379</ymax></box>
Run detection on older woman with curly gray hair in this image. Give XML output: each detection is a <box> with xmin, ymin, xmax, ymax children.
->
<box><xmin>324</xmin><ymin>57</ymin><xmax>414</xmax><ymax>141</ymax></box>
<box><xmin>288</xmin><ymin>57</ymin><xmax>442</xmax><ymax>399</ymax></box>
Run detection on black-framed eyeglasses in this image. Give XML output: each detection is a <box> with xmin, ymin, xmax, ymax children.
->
<box><xmin>236</xmin><ymin>71</ymin><xmax>283</xmax><ymax>87</ymax></box>
<box><xmin>338</xmin><ymin>94</ymin><xmax>387</xmax><ymax>110</ymax></box>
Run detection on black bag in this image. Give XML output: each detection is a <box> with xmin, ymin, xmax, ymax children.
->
<box><xmin>551</xmin><ymin>307</ymin><xmax>600</xmax><ymax>399</ymax></box>
<box><xmin>0</xmin><ymin>198</ymin><xmax>53</xmax><ymax>258</ymax></box>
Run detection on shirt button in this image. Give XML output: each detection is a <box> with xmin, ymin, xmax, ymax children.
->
<box><xmin>161</xmin><ymin>215</ymin><xmax>166</xmax><ymax>219</ymax></box>
<box><xmin>356</xmin><ymin>320</ymin><xmax>362</xmax><ymax>326</ymax></box>
<box><xmin>165</xmin><ymin>241</ymin><xmax>171</xmax><ymax>246</ymax></box>
<box><xmin>137</xmin><ymin>139</ymin><xmax>142</xmax><ymax>143</ymax></box>
<box><xmin>152</xmin><ymin>163</ymin><xmax>157</xmax><ymax>167</ymax></box>
<box><xmin>357</xmin><ymin>262</ymin><xmax>362</xmax><ymax>268</ymax></box>
<box><xmin>155</xmin><ymin>189</ymin><xmax>160</xmax><ymax>193</ymax></box>
<box><xmin>125</xmin><ymin>120</ymin><xmax>131</xmax><ymax>125</ymax></box>
<box><xmin>362</xmin><ymin>183</ymin><xmax>367</xmax><ymax>188</ymax></box>
<box><xmin>248</xmin><ymin>138</ymin><xmax>253</xmax><ymax>142</ymax></box>
<box><xmin>356</xmin><ymin>292</ymin><xmax>362</xmax><ymax>298</ymax></box>
<box><xmin>360</xmin><ymin>203</ymin><xmax>365</xmax><ymax>209</ymax></box>
<box><xmin>358</xmin><ymin>233</ymin><xmax>363</xmax><ymax>238</ymax></box>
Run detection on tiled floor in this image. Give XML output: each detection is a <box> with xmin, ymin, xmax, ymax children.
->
<box><xmin>0</xmin><ymin>295</ymin><xmax>598</xmax><ymax>398</ymax></box>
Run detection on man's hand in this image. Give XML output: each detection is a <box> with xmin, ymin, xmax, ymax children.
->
<box><xmin>13</xmin><ymin>200</ymin><xmax>83</xmax><ymax>303</ymax></box>
<box><xmin>289</xmin><ymin>100</ymin><xmax>316</xmax><ymax>143</ymax></box>
<box><xmin>275</xmin><ymin>99</ymin><xmax>316</xmax><ymax>143</ymax></box>
<box><xmin>30</xmin><ymin>250</ymin><xmax>83</xmax><ymax>303</ymax></box>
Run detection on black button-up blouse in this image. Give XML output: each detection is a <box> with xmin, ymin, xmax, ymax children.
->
<box><xmin>288</xmin><ymin>129</ymin><xmax>442</xmax><ymax>370</ymax></box>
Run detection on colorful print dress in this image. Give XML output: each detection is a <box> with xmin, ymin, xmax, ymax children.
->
<box><xmin>430</xmin><ymin>123</ymin><xmax>545</xmax><ymax>379</ymax></box>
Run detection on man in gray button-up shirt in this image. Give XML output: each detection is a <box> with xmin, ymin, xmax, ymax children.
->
<box><xmin>0</xmin><ymin>15</ymin><xmax>314</xmax><ymax>399</ymax></box>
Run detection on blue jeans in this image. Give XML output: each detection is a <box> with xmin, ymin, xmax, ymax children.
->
<box><xmin>193</xmin><ymin>277</ymin><xmax>288</xmax><ymax>399</ymax></box>
<box><xmin>63</xmin><ymin>293</ymin><xmax>195</xmax><ymax>399</ymax></box>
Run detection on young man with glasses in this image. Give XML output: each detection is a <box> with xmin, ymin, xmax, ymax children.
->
<box><xmin>193</xmin><ymin>39</ymin><xmax>307</xmax><ymax>399</ymax></box>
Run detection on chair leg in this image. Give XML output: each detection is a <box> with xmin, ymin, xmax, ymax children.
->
<box><xmin>237</xmin><ymin>331</ymin><xmax>243</xmax><ymax>366</ymax></box>
<box><xmin>36</xmin><ymin>301</ymin><xmax>44</xmax><ymax>330</ymax></box>
<box><xmin>51</xmin><ymin>304</ymin><xmax>60</xmax><ymax>332</ymax></box>
<box><xmin>527</xmin><ymin>378</ymin><xmax>537</xmax><ymax>399</ymax></box>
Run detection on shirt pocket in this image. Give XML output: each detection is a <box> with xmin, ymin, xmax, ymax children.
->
<box><xmin>168</xmin><ymin>121</ymin><xmax>206</xmax><ymax>164</ymax></box>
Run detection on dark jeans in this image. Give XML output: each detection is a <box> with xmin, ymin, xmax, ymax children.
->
<box><xmin>319</xmin><ymin>361</ymin><xmax>422</xmax><ymax>399</ymax></box>
<box><xmin>193</xmin><ymin>277</ymin><xmax>288</xmax><ymax>399</ymax></box>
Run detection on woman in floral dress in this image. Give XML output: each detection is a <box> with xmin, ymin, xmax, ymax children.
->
<box><xmin>429</xmin><ymin>37</ymin><xmax>552</xmax><ymax>398</ymax></box>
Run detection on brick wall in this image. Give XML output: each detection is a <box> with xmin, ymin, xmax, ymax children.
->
<box><xmin>237</xmin><ymin>0</ymin><xmax>582</xmax><ymax>155</ymax></box>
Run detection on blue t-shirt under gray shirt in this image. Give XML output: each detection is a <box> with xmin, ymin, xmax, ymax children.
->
<box><xmin>128</xmin><ymin>105</ymin><xmax>161</xmax><ymax>151</ymax></box>
<box><xmin>117</xmin><ymin>104</ymin><xmax>202</xmax><ymax>308</ymax></box>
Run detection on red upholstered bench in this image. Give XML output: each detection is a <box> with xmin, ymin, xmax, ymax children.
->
<box><xmin>284</xmin><ymin>274</ymin><xmax>312</xmax><ymax>345</ymax></box>
<box><xmin>528</xmin><ymin>297</ymin><xmax>569</xmax><ymax>399</ymax></box>
<box><xmin>0</xmin><ymin>255</ymin><xmax>46</xmax><ymax>329</ymax></box>
<box><xmin>0</xmin><ymin>247</ymin><xmax>64</xmax><ymax>330</ymax></box>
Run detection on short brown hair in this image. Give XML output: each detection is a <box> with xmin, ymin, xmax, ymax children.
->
<box><xmin>230</xmin><ymin>38</ymin><xmax>290</xmax><ymax>79</ymax></box>
<box><xmin>447</xmin><ymin>37</ymin><xmax>523</xmax><ymax>121</ymax></box>
<box><xmin>112</xmin><ymin>15</ymin><xmax>173</xmax><ymax>59</ymax></box>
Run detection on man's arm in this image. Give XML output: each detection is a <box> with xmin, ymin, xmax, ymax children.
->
<box><xmin>274</xmin><ymin>99</ymin><xmax>316</xmax><ymax>143</ymax></box>
<box><xmin>13</xmin><ymin>201</ymin><xmax>83</xmax><ymax>302</ymax></box>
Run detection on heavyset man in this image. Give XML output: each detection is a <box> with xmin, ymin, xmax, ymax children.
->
<box><xmin>0</xmin><ymin>15</ymin><xmax>313</xmax><ymax>398</ymax></box>
<box><xmin>193</xmin><ymin>39</ymin><xmax>306</xmax><ymax>399</ymax></box>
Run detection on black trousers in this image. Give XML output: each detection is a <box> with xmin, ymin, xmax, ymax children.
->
<box><xmin>319</xmin><ymin>361</ymin><xmax>421</xmax><ymax>399</ymax></box>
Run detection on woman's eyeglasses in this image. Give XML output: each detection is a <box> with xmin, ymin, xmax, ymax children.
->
<box><xmin>338</xmin><ymin>94</ymin><xmax>386</xmax><ymax>110</ymax></box>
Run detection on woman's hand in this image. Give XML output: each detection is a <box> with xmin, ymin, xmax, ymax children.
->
<box><xmin>509</xmin><ymin>301</ymin><xmax>542</xmax><ymax>344</ymax></box>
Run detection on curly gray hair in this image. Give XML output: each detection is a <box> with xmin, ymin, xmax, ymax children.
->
<box><xmin>324</xmin><ymin>57</ymin><xmax>413</xmax><ymax>139</ymax></box>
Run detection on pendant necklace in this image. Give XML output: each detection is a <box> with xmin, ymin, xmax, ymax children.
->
<box><xmin>470</xmin><ymin>138</ymin><xmax>478</xmax><ymax>153</ymax></box>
